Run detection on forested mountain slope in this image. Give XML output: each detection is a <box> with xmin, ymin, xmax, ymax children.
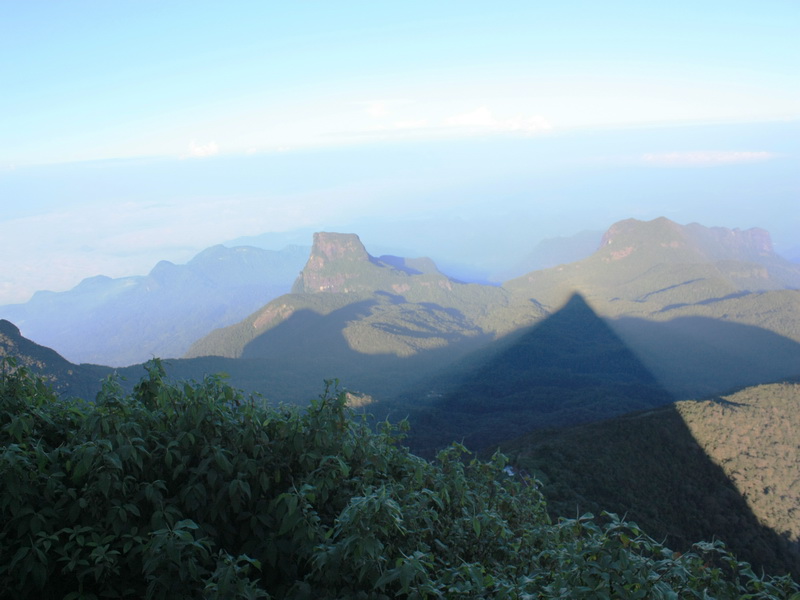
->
<box><xmin>504</xmin><ymin>217</ymin><xmax>800</xmax><ymax>397</ymax></box>
<box><xmin>2</xmin><ymin>362</ymin><xmax>798</xmax><ymax>598</ymax></box>
<box><xmin>185</xmin><ymin>232</ymin><xmax>543</xmax><ymax>402</ymax></box>
<box><xmin>505</xmin><ymin>217</ymin><xmax>800</xmax><ymax>313</ymax></box>
<box><xmin>504</xmin><ymin>382</ymin><xmax>800</xmax><ymax>578</ymax></box>
<box><xmin>381</xmin><ymin>292</ymin><xmax>674</xmax><ymax>455</ymax></box>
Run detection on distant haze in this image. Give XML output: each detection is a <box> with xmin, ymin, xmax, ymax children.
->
<box><xmin>2</xmin><ymin>121</ymin><xmax>798</xmax><ymax>305</ymax></box>
<box><xmin>1</xmin><ymin>2</ymin><xmax>798</xmax><ymax>304</ymax></box>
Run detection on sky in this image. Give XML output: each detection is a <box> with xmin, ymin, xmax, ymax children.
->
<box><xmin>1</xmin><ymin>1</ymin><xmax>799</xmax><ymax>304</ymax></box>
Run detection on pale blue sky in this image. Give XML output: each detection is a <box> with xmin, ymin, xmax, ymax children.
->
<box><xmin>1</xmin><ymin>1</ymin><xmax>798</xmax><ymax>303</ymax></box>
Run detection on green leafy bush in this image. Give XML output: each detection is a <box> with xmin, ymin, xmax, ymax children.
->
<box><xmin>1</xmin><ymin>357</ymin><xmax>798</xmax><ymax>599</ymax></box>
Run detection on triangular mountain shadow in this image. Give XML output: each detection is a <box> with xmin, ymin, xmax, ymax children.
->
<box><xmin>385</xmin><ymin>293</ymin><xmax>674</xmax><ymax>456</ymax></box>
<box><xmin>504</xmin><ymin>398</ymin><xmax>800</xmax><ymax>579</ymax></box>
<box><xmin>610</xmin><ymin>311</ymin><xmax>800</xmax><ymax>399</ymax></box>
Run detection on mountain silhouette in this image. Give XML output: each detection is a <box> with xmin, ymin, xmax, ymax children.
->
<box><xmin>0</xmin><ymin>244</ymin><xmax>309</xmax><ymax>366</ymax></box>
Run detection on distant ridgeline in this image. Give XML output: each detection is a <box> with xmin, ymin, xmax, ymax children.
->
<box><xmin>0</xmin><ymin>244</ymin><xmax>310</xmax><ymax>366</ymax></box>
<box><xmin>4</xmin><ymin>217</ymin><xmax>800</xmax><ymax>426</ymax></box>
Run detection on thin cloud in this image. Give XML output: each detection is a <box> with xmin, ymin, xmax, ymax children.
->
<box><xmin>359</xmin><ymin>99</ymin><xmax>412</xmax><ymax>119</ymax></box>
<box><xmin>0</xmin><ymin>193</ymin><xmax>330</xmax><ymax>304</ymax></box>
<box><xmin>642</xmin><ymin>151</ymin><xmax>775</xmax><ymax>167</ymax></box>
<box><xmin>504</xmin><ymin>115</ymin><xmax>552</xmax><ymax>133</ymax></box>
<box><xmin>366</xmin><ymin>101</ymin><xmax>390</xmax><ymax>118</ymax></box>
<box><xmin>185</xmin><ymin>141</ymin><xmax>220</xmax><ymax>158</ymax></box>
<box><xmin>444</xmin><ymin>107</ymin><xmax>551</xmax><ymax>134</ymax></box>
<box><xmin>392</xmin><ymin>119</ymin><xmax>429</xmax><ymax>130</ymax></box>
<box><xmin>368</xmin><ymin>119</ymin><xmax>430</xmax><ymax>132</ymax></box>
<box><xmin>445</xmin><ymin>106</ymin><xmax>496</xmax><ymax>128</ymax></box>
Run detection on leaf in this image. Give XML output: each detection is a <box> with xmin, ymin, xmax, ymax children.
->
<box><xmin>472</xmin><ymin>517</ymin><xmax>481</xmax><ymax>537</ymax></box>
<box><xmin>375</xmin><ymin>568</ymin><xmax>401</xmax><ymax>589</ymax></box>
<box><xmin>175</xmin><ymin>519</ymin><xmax>199</xmax><ymax>531</ymax></box>
<box><xmin>9</xmin><ymin>546</ymin><xmax>29</xmax><ymax>570</ymax></box>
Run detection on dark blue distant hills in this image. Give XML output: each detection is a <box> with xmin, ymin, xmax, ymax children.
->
<box><xmin>0</xmin><ymin>244</ymin><xmax>309</xmax><ymax>366</ymax></box>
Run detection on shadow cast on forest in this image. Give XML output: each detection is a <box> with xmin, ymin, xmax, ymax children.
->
<box><xmin>113</xmin><ymin>291</ymin><xmax>800</xmax><ymax>577</ymax></box>
<box><xmin>229</xmin><ymin>299</ymin><xmax>495</xmax><ymax>403</ymax></box>
<box><xmin>610</xmin><ymin>313</ymin><xmax>800</xmax><ymax>399</ymax></box>
<box><xmin>389</xmin><ymin>293</ymin><xmax>675</xmax><ymax>455</ymax></box>
<box><xmin>374</xmin><ymin>293</ymin><xmax>800</xmax><ymax>577</ymax></box>
<box><xmin>507</xmin><ymin>401</ymin><xmax>800</xmax><ymax>578</ymax></box>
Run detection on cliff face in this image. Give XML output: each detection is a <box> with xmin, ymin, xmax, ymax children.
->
<box><xmin>290</xmin><ymin>232</ymin><xmax>449</xmax><ymax>295</ymax></box>
<box><xmin>309</xmin><ymin>232</ymin><xmax>371</xmax><ymax>263</ymax></box>
<box><xmin>291</xmin><ymin>232</ymin><xmax>373</xmax><ymax>294</ymax></box>
<box><xmin>688</xmin><ymin>223</ymin><xmax>774</xmax><ymax>259</ymax></box>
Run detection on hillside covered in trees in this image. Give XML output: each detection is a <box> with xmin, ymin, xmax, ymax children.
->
<box><xmin>504</xmin><ymin>382</ymin><xmax>800</xmax><ymax>579</ymax></box>
<box><xmin>2</xmin><ymin>359</ymin><xmax>799</xmax><ymax>599</ymax></box>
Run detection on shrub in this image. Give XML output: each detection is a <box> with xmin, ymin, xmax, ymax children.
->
<box><xmin>1</xmin><ymin>358</ymin><xmax>798</xmax><ymax>599</ymax></box>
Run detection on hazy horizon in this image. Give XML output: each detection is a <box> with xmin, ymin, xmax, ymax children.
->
<box><xmin>2</xmin><ymin>1</ymin><xmax>798</xmax><ymax>304</ymax></box>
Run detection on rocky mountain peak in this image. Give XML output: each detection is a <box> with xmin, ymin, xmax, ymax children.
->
<box><xmin>0</xmin><ymin>319</ymin><xmax>22</xmax><ymax>342</ymax></box>
<box><xmin>289</xmin><ymin>232</ymin><xmax>451</xmax><ymax>295</ymax></box>
<box><xmin>310</xmin><ymin>232</ymin><xmax>371</xmax><ymax>263</ymax></box>
<box><xmin>598</xmin><ymin>217</ymin><xmax>777</xmax><ymax>263</ymax></box>
<box><xmin>292</xmin><ymin>233</ymin><xmax>373</xmax><ymax>294</ymax></box>
<box><xmin>599</xmin><ymin>217</ymin><xmax>684</xmax><ymax>250</ymax></box>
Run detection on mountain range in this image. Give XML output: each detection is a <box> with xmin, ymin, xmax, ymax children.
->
<box><xmin>4</xmin><ymin>216</ymin><xmax>799</xmax><ymax>409</ymax></box>
<box><xmin>3</xmin><ymin>215</ymin><xmax>800</xmax><ymax>576</ymax></box>
<box><xmin>0</xmin><ymin>244</ymin><xmax>309</xmax><ymax>366</ymax></box>
<box><xmin>504</xmin><ymin>217</ymin><xmax>800</xmax><ymax>397</ymax></box>
<box><xmin>178</xmin><ymin>217</ymin><xmax>800</xmax><ymax>406</ymax></box>
<box><xmin>5</xmin><ymin>216</ymin><xmax>799</xmax><ymax>409</ymax></box>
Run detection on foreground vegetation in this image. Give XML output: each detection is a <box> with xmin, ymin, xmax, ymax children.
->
<box><xmin>2</xmin><ymin>359</ymin><xmax>799</xmax><ymax>599</ymax></box>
